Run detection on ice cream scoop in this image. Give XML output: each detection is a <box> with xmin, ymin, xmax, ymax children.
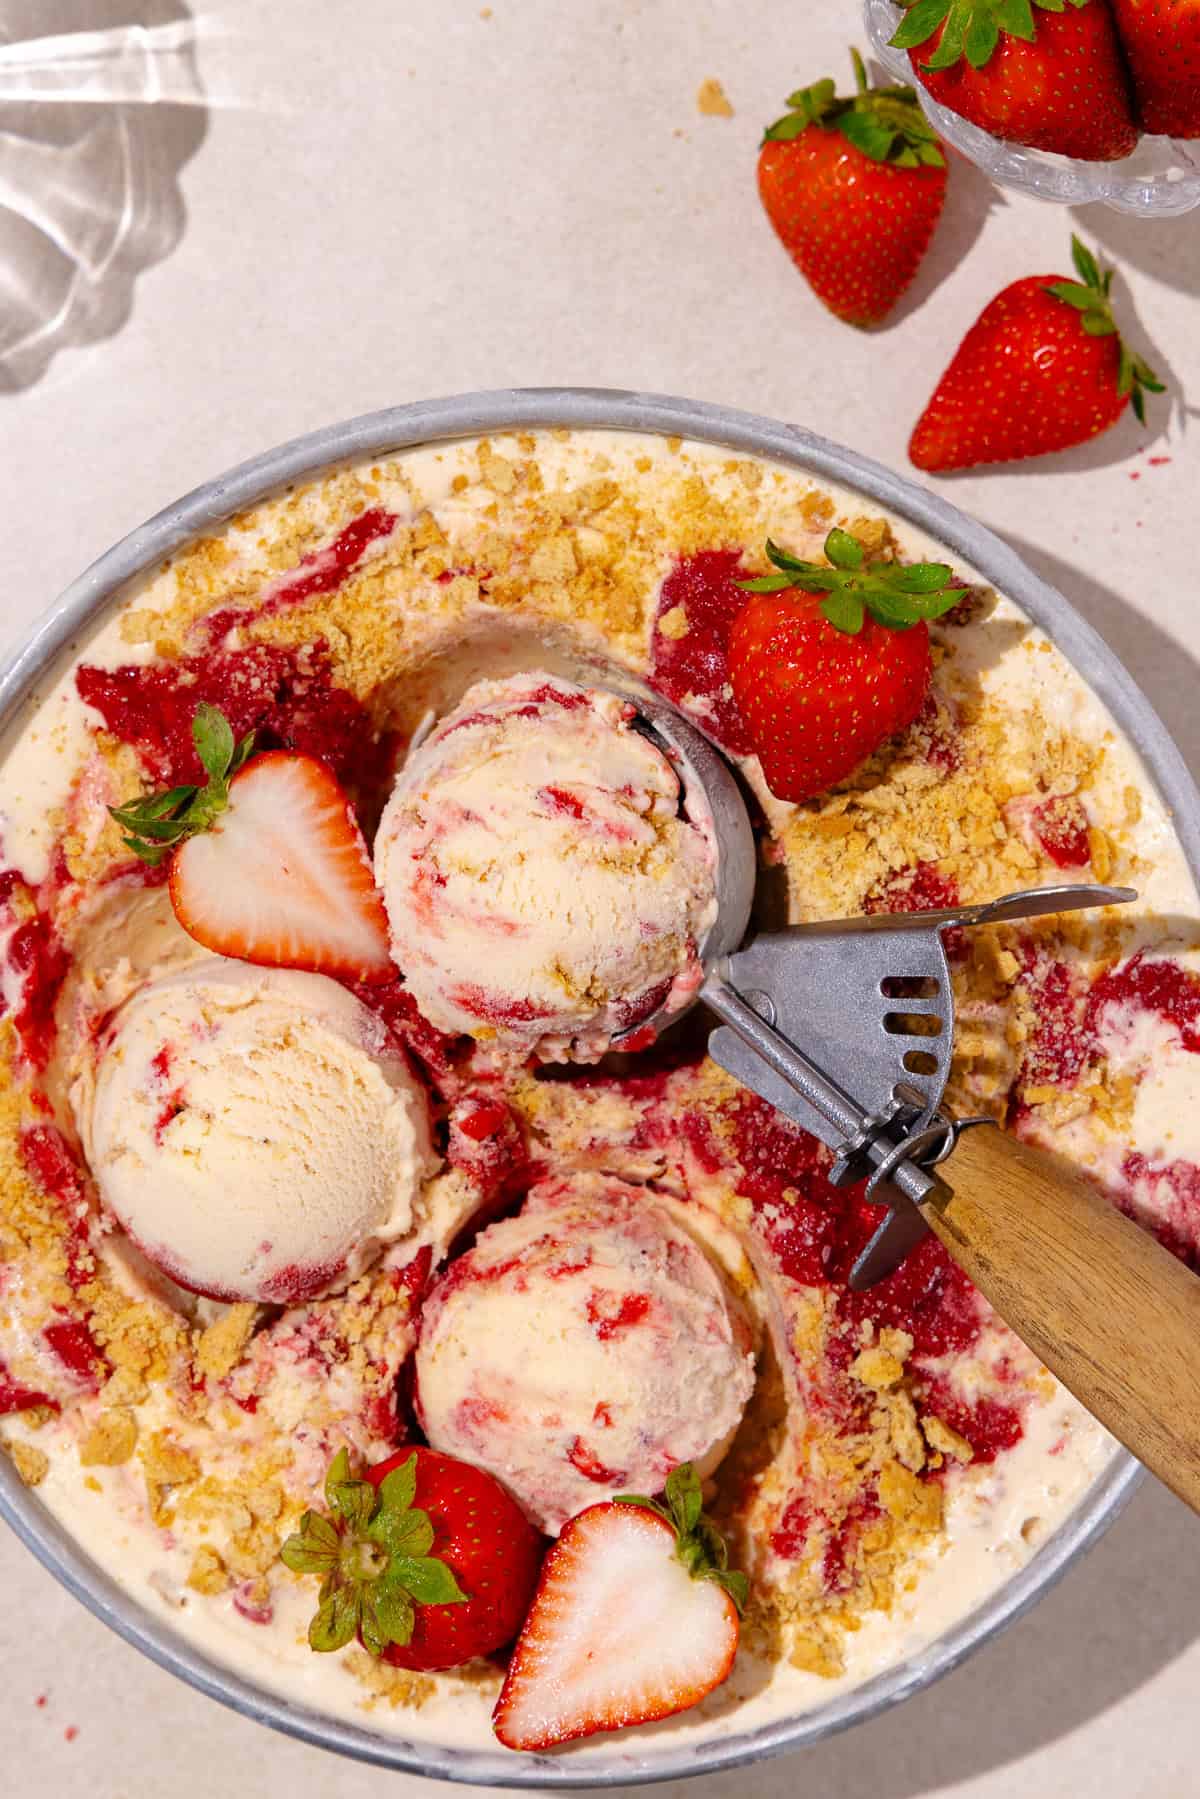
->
<box><xmin>414</xmin><ymin>1172</ymin><xmax>757</xmax><ymax>1533</ymax></box>
<box><xmin>374</xmin><ymin>673</ymin><xmax>720</xmax><ymax>1062</ymax></box>
<box><xmin>74</xmin><ymin>959</ymin><xmax>436</xmax><ymax>1304</ymax></box>
<box><xmin>622</xmin><ymin>688</ymin><xmax>1200</xmax><ymax>1522</ymax></box>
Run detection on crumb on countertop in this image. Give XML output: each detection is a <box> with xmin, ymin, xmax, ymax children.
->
<box><xmin>697</xmin><ymin>77</ymin><xmax>734</xmax><ymax>118</ymax></box>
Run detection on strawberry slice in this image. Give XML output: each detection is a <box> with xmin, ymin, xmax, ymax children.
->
<box><xmin>493</xmin><ymin>1464</ymin><xmax>745</xmax><ymax>1752</ymax></box>
<box><xmin>110</xmin><ymin>704</ymin><xmax>393</xmax><ymax>983</ymax></box>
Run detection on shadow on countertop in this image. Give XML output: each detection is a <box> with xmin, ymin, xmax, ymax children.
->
<box><xmin>0</xmin><ymin>0</ymin><xmax>207</xmax><ymax>392</ymax></box>
<box><xmin>1072</xmin><ymin>200</ymin><xmax>1200</xmax><ymax>302</ymax></box>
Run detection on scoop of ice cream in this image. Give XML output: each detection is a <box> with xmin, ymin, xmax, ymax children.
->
<box><xmin>414</xmin><ymin>1172</ymin><xmax>756</xmax><ymax>1533</ymax></box>
<box><xmin>74</xmin><ymin>959</ymin><xmax>436</xmax><ymax>1304</ymax></box>
<box><xmin>374</xmin><ymin>673</ymin><xmax>718</xmax><ymax>1061</ymax></box>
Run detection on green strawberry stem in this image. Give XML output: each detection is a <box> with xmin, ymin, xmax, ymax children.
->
<box><xmin>737</xmin><ymin>528</ymin><xmax>960</xmax><ymax>636</ymax></box>
<box><xmin>615</xmin><ymin>1464</ymin><xmax>749</xmax><ymax>1612</ymax></box>
<box><xmin>108</xmin><ymin>702</ymin><xmax>257</xmax><ymax>866</ymax></box>
<box><xmin>1044</xmin><ymin>236</ymin><xmax>1164</xmax><ymax>426</ymax></box>
<box><xmin>280</xmin><ymin>1448</ymin><xmax>467</xmax><ymax>1657</ymax></box>
<box><xmin>763</xmin><ymin>48</ymin><xmax>946</xmax><ymax>167</ymax></box>
<box><xmin>891</xmin><ymin>0</ymin><xmax>1092</xmax><ymax>72</ymax></box>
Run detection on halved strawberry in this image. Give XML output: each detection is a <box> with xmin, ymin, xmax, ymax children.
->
<box><xmin>493</xmin><ymin>1465</ymin><xmax>745</xmax><ymax>1752</ymax></box>
<box><xmin>110</xmin><ymin>703</ymin><xmax>393</xmax><ymax>982</ymax></box>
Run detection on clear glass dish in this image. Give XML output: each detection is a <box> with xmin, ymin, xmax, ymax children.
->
<box><xmin>864</xmin><ymin>0</ymin><xmax>1200</xmax><ymax>217</ymax></box>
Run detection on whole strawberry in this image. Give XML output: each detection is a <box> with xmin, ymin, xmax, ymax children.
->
<box><xmin>890</xmin><ymin>0</ymin><xmax>1139</xmax><ymax>161</ymax></box>
<box><xmin>728</xmin><ymin>530</ymin><xmax>961</xmax><ymax>804</ymax></box>
<box><xmin>757</xmin><ymin>48</ymin><xmax>947</xmax><ymax>328</ymax></box>
<box><xmin>281</xmin><ymin>1445</ymin><xmax>543</xmax><ymax>1672</ymax></box>
<box><xmin>910</xmin><ymin>235</ymin><xmax>1164</xmax><ymax>472</ymax></box>
<box><xmin>1111</xmin><ymin>0</ymin><xmax>1200</xmax><ymax>137</ymax></box>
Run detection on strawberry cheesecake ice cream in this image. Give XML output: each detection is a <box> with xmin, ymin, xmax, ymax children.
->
<box><xmin>72</xmin><ymin>959</ymin><xmax>436</xmax><ymax>1304</ymax></box>
<box><xmin>2</xmin><ymin>424</ymin><xmax>1200</xmax><ymax>1764</ymax></box>
<box><xmin>375</xmin><ymin>673</ymin><xmax>718</xmax><ymax>1061</ymax></box>
<box><xmin>414</xmin><ymin>1172</ymin><xmax>757</xmax><ymax>1533</ymax></box>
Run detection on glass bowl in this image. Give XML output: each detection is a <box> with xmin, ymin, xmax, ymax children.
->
<box><xmin>864</xmin><ymin>0</ymin><xmax>1200</xmax><ymax>217</ymax></box>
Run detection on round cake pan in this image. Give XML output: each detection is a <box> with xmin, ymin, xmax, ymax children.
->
<box><xmin>2</xmin><ymin>389</ymin><xmax>1192</xmax><ymax>1787</ymax></box>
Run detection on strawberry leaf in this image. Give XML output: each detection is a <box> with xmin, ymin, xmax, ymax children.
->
<box><xmin>378</xmin><ymin>1454</ymin><xmax>418</xmax><ymax>1514</ymax></box>
<box><xmin>737</xmin><ymin>574</ymin><xmax>797</xmax><ymax>593</ymax></box>
<box><xmin>286</xmin><ymin>1447</ymin><xmax>472</xmax><ymax>1661</ymax></box>
<box><xmin>108</xmin><ymin>704</ymin><xmax>259</xmax><ymax>864</ymax></box>
<box><xmin>824</xmin><ymin>527</ymin><xmax>865</xmax><ymax>571</ymax></box>
<box><xmin>281</xmin><ymin>1510</ymin><xmax>341</xmax><ymax>1575</ymax></box>
<box><xmin>766</xmin><ymin>52</ymin><xmax>945</xmax><ymax>167</ymax></box>
<box><xmin>664</xmin><ymin>1463</ymin><xmax>704</xmax><ymax>1534</ymax></box>
<box><xmin>838</xmin><ymin>109</ymin><xmax>897</xmax><ymax>161</ymax></box>
<box><xmin>310</xmin><ymin>1585</ymin><xmax>360</xmax><ymax>1653</ymax></box>
<box><xmin>1071</xmin><ymin>234</ymin><xmax>1102</xmax><ymax>289</ymax></box>
<box><xmin>924</xmin><ymin>0</ymin><xmax>970</xmax><ymax>68</ymax></box>
<box><xmin>372</xmin><ymin>1576</ymin><xmax>416</xmax><ymax>1647</ymax></box>
<box><xmin>995</xmin><ymin>0</ymin><xmax>1036</xmax><ymax>33</ymax></box>
<box><xmin>390</xmin><ymin>1556</ymin><xmax>468</xmax><ymax>1607</ymax></box>
<box><xmin>739</xmin><ymin>530</ymin><xmax>958</xmax><ymax>636</ymax></box>
<box><xmin>367</xmin><ymin>1503</ymin><xmax>435</xmax><ymax>1559</ymax></box>
<box><xmin>891</xmin><ymin>0</ymin><xmax>954</xmax><ymax>50</ymax></box>
<box><xmin>896</xmin><ymin>0</ymin><xmax>1068</xmax><ymax>70</ymax></box>
<box><xmin>822</xmin><ymin>591</ymin><xmax>866</xmax><ymax>634</ymax></box>
<box><xmin>964</xmin><ymin>9</ymin><xmax>1000</xmax><ymax>66</ymax></box>
<box><xmin>359</xmin><ymin>1592</ymin><xmax>389</xmax><ymax>1659</ymax></box>
<box><xmin>1042</xmin><ymin>237</ymin><xmax>1161</xmax><ymax>424</ymax></box>
<box><xmin>1044</xmin><ymin>281</ymin><xmax>1101</xmax><ymax>311</ymax></box>
<box><xmin>193</xmin><ymin>702</ymin><xmax>235</xmax><ymax>785</ymax></box>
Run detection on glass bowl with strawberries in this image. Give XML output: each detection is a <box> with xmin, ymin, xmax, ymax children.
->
<box><xmin>864</xmin><ymin>0</ymin><xmax>1200</xmax><ymax>216</ymax></box>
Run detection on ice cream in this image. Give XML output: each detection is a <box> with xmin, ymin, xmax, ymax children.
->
<box><xmin>414</xmin><ymin>1171</ymin><xmax>757</xmax><ymax>1533</ymax></box>
<box><xmin>73</xmin><ymin>958</ymin><xmax>436</xmax><ymax>1304</ymax></box>
<box><xmin>2</xmin><ymin>423</ymin><xmax>1194</xmax><ymax>1759</ymax></box>
<box><xmin>374</xmin><ymin>673</ymin><xmax>718</xmax><ymax>1061</ymax></box>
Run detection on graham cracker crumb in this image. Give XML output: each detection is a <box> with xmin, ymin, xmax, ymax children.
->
<box><xmin>657</xmin><ymin>603</ymin><xmax>690</xmax><ymax>642</ymax></box>
<box><xmin>697</xmin><ymin>77</ymin><xmax>734</xmax><ymax>117</ymax></box>
<box><xmin>344</xmin><ymin>1649</ymin><xmax>437</xmax><ymax>1711</ymax></box>
<box><xmin>194</xmin><ymin>1303</ymin><xmax>259</xmax><ymax>1381</ymax></box>
<box><xmin>851</xmin><ymin>1345</ymin><xmax>904</xmax><ymax>1392</ymax></box>
<box><xmin>187</xmin><ymin>1545</ymin><xmax>229</xmax><ymax>1596</ymax></box>
<box><xmin>142</xmin><ymin>1431</ymin><xmax>200</xmax><ymax>1521</ymax></box>
<box><xmin>923</xmin><ymin>1416</ymin><xmax>974</xmax><ymax>1464</ymax></box>
<box><xmin>6</xmin><ymin>1438</ymin><xmax>49</xmax><ymax>1486</ymax></box>
<box><xmin>79</xmin><ymin>1408</ymin><xmax>138</xmax><ymax>1468</ymax></box>
<box><xmin>477</xmin><ymin>443</ymin><xmax>516</xmax><ymax>494</ymax></box>
<box><xmin>879</xmin><ymin>1461</ymin><xmax>943</xmax><ymax>1532</ymax></box>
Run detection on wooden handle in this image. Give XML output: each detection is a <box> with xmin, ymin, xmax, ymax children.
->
<box><xmin>928</xmin><ymin>1127</ymin><xmax>1200</xmax><ymax>1514</ymax></box>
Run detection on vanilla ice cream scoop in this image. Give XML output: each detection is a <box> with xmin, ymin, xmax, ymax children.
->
<box><xmin>74</xmin><ymin>960</ymin><xmax>436</xmax><ymax>1304</ymax></box>
<box><xmin>374</xmin><ymin>673</ymin><xmax>719</xmax><ymax>1062</ymax></box>
<box><xmin>414</xmin><ymin>1172</ymin><xmax>756</xmax><ymax>1533</ymax></box>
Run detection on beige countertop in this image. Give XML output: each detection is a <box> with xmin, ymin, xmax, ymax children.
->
<box><xmin>2</xmin><ymin>1</ymin><xmax>1199</xmax><ymax>1793</ymax></box>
